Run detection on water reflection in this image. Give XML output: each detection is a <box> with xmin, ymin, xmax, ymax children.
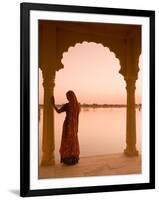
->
<box><xmin>39</xmin><ymin>108</ymin><xmax>141</xmax><ymax>163</ymax></box>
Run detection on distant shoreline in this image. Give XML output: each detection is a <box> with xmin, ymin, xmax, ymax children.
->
<box><xmin>39</xmin><ymin>103</ymin><xmax>142</xmax><ymax>109</ymax></box>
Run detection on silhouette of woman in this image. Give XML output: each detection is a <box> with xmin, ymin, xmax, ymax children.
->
<box><xmin>51</xmin><ymin>91</ymin><xmax>80</xmax><ymax>165</ymax></box>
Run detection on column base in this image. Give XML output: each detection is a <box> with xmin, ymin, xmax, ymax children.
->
<box><xmin>124</xmin><ymin>146</ymin><xmax>139</xmax><ymax>157</ymax></box>
<box><xmin>41</xmin><ymin>153</ymin><xmax>55</xmax><ymax>166</ymax></box>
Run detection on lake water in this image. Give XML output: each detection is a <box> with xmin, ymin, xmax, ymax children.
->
<box><xmin>39</xmin><ymin>108</ymin><xmax>141</xmax><ymax>162</ymax></box>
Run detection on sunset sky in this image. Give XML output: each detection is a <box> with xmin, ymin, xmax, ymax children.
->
<box><xmin>39</xmin><ymin>41</ymin><xmax>142</xmax><ymax>105</ymax></box>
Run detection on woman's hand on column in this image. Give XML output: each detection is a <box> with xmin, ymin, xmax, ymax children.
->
<box><xmin>51</xmin><ymin>96</ymin><xmax>55</xmax><ymax>106</ymax></box>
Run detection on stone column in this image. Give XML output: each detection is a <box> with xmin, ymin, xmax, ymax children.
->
<box><xmin>41</xmin><ymin>70</ymin><xmax>55</xmax><ymax>166</ymax></box>
<box><xmin>124</xmin><ymin>78</ymin><xmax>139</xmax><ymax>156</ymax></box>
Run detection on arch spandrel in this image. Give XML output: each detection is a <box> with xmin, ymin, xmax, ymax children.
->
<box><xmin>124</xmin><ymin>36</ymin><xmax>141</xmax><ymax>80</ymax></box>
<box><xmin>39</xmin><ymin>21</ymin><xmax>57</xmax><ymax>74</ymax></box>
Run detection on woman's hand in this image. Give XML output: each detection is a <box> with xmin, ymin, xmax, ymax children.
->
<box><xmin>51</xmin><ymin>96</ymin><xmax>55</xmax><ymax>106</ymax></box>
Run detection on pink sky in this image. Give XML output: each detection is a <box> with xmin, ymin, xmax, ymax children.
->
<box><xmin>39</xmin><ymin>42</ymin><xmax>142</xmax><ymax>104</ymax></box>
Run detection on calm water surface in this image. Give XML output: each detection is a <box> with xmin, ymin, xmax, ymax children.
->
<box><xmin>39</xmin><ymin>108</ymin><xmax>141</xmax><ymax>163</ymax></box>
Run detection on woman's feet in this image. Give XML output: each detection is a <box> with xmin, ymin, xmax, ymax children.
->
<box><xmin>61</xmin><ymin>157</ymin><xmax>79</xmax><ymax>165</ymax></box>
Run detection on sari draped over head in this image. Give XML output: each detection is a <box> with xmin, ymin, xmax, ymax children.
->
<box><xmin>59</xmin><ymin>91</ymin><xmax>80</xmax><ymax>165</ymax></box>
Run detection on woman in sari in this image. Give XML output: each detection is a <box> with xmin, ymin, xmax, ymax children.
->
<box><xmin>51</xmin><ymin>91</ymin><xmax>80</xmax><ymax>165</ymax></box>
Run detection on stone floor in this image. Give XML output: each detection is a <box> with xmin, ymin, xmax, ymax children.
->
<box><xmin>38</xmin><ymin>153</ymin><xmax>141</xmax><ymax>179</ymax></box>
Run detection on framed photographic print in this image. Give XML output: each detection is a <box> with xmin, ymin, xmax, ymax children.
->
<box><xmin>20</xmin><ymin>2</ymin><xmax>155</xmax><ymax>197</ymax></box>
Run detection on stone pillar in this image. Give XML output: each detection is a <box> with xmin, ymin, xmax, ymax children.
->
<box><xmin>124</xmin><ymin>78</ymin><xmax>139</xmax><ymax>156</ymax></box>
<box><xmin>41</xmin><ymin>70</ymin><xmax>55</xmax><ymax>166</ymax></box>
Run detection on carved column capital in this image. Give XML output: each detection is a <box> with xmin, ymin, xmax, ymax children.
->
<box><xmin>42</xmin><ymin>78</ymin><xmax>55</xmax><ymax>90</ymax></box>
<box><xmin>125</xmin><ymin>77</ymin><xmax>136</xmax><ymax>91</ymax></box>
<box><xmin>42</xmin><ymin>68</ymin><xmax>56</xmax><ymax>90</ymax></box>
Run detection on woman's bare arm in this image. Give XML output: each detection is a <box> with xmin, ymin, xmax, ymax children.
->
<box><xmin>51</xmin><ymin>96</ymin><xmax>65</xmax><ymax>113</ymax></box>
<box><xmin>54</xmin><ymin>105</ymin><xmax>61</xmax><ymax>113</ymax></box>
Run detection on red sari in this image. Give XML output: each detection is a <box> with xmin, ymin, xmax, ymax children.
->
<box><xmin>58</xmin><ymin>102</ymin><xmax>80</xmax><ymax>165</ymax></box>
